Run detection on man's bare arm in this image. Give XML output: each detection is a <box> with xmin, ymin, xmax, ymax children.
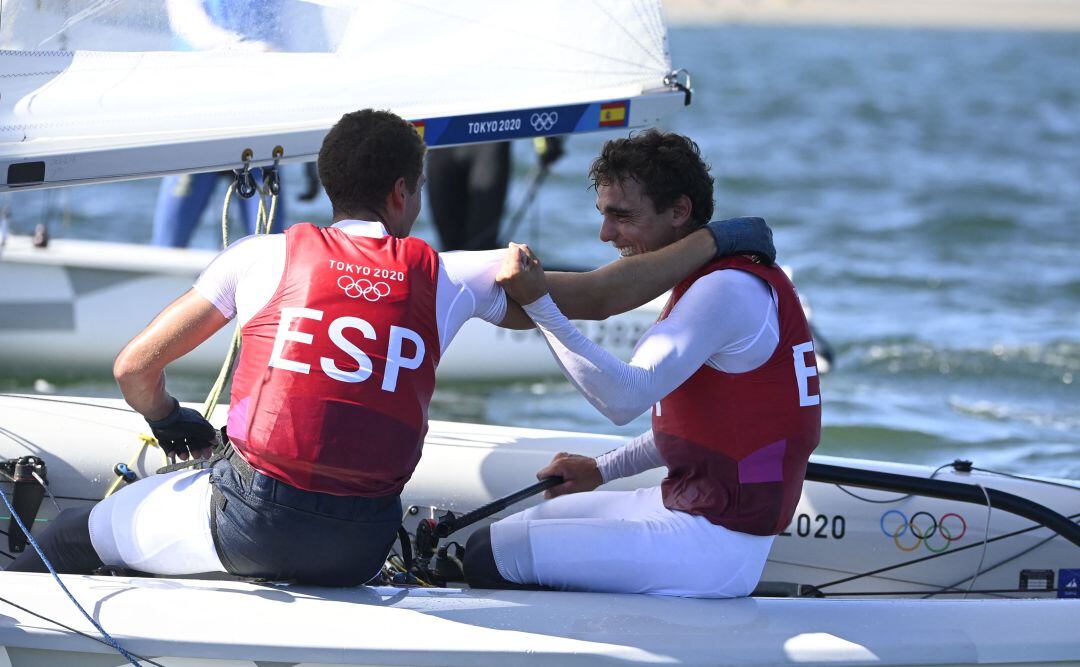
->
<box><xmin>498</xmin><ymin>227</ymin><xmax>716</xmax><ymax>329</ymax></box>
<box><xmin>113</xmin><ymin>289</ymin><xmax>231</xmax><ymax>420</ymax></box>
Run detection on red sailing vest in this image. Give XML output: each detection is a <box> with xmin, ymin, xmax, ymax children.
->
<box><xmin>653</xmin><ymin>256</ymin><xmax>821</xmax><ymax>535</ymax></box>
<box><xmin>226</xmin><ymin>223</ymin><xmax>441</xmax><ymax>496</ymax></box>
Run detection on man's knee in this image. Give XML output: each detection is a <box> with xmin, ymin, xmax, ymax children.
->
<box><xmin>463</xmin><ymin>525</ymin><xmax>548</xmax><ymax>591</ymax></box>
<box><xmin>6</xmin><ymin>506</ymin><xmax>103</xmax><ymax>574</ymax></box>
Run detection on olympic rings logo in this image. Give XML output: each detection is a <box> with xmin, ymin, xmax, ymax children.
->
<box><xmin>530</xmin><ymin>112</ymin><xmax>559</xmax><ymax>132</ymax></box>
<box><xmin>337</xmin><ymin>275</ymin><xmax>391</xmax><ymax>302</ymax></box>
<box><xmin>880</xmin><ymin>510</ymin><xmax>967</xmax><ymax>553</ymax></box>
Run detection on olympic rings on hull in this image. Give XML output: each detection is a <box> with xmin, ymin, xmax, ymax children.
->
<box><xmin>880</xmin><ymin>510</ymin><xmax>967</xmax><ymax>553</ymax></box>
<box><xmin>337</xmin><ymin>275</ymin><xmax>392</xmax><ymax>302</ymax></box>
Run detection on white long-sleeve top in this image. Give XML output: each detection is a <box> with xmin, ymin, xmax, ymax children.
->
<box><xmin>522</xmin><ymin>268</ymin><xmax>781</xmax><ymax>482</ymax></box>
<box><xmin>193</xmin><ymin>220</ymin><xmax>509</xmax><ymax>354</ymax></box>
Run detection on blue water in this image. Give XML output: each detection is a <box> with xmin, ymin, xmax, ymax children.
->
<box><xmin>5</xmin><ymin>25</ymin><xmax>1079</xmax><ymax>478</ymax></box>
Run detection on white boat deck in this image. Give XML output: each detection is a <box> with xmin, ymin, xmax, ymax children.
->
<box><xmin>1</xmin><ymin>571</ymin><xmax>1078</xmax><ymax>666</ymax></box>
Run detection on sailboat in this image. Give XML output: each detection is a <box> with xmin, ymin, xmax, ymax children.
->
<box><xmin>0</xmin><ymin>2</ymin><xmax>1077</xmax><ymax>665</ymax></box>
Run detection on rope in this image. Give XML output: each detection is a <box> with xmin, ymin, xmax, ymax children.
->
<box><xmin>31</xmin><ymin>470</ymin><xmax>61</xmax><ymax>513</ymax></box>
<box><xmin>964</xmin><ymin>484</ymin><xmax>994</xmax><ymax>599</ymax></box>
<box><xmin>265</xmin><ymin>187</ymin><xmax>279</xmax><ymax>234</ymax></box>
<box><xmin>200</xmin><ymin>327</ymin><xmax>240</xmax><ymax>420</ymax></box>
<box><xmin>200</xmin><ymin>177</ymin><xmax>278</xmax><ymax>420</ymax></box>
<box><xmin>0</xmin><ymin>485</ymin><xmax>149</xmax><ymax>666</ymax></box>
<box><xmin>103</xmin><ymin>435</ymin><xmax>158</xmax><ymax>499</ymax></box>
<box><xmin>813</xmin><ymin>511</ymin><xmax>1079</xmax><ymax>594</ymax></box>
<box><xmin>220</xmin><ymin>180</ymin><xmax>236</xmax><ymax>248</ymax></box>
<box><xmin>0</xmin><ymin>593</ymin><xmax>162</xmax><ymax>665</ymax></box>
<box><xmin>199</xmin><ymin>173</ymin><xmax>280</xmax><ymax>418</ymax></box>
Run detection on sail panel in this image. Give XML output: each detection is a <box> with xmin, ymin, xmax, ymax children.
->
<box><xmin>0</xmin><ymin>0</ymin><xmax>685</xmax><ymax>191</ymax></box>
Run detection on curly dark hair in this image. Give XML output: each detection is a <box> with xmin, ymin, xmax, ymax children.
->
<box><xmin>317</xmin><ymin>109</ymin><xmax>425</xmax><ymax>219</ymax></box>
<box><xmin>588</xmin><ymin>129</ymin><xmax>714</xmax><ymax>228</ymax></box>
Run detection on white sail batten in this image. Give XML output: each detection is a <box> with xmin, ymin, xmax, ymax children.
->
<box><xmin>0</xmin><ymin>0</ymin><xmax>687</xmax><ymax>191</ymax></box>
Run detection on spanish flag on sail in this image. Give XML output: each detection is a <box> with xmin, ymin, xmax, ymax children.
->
<box><xmin>598</xmin><ymin>102</ymin><xmax>628</xmax><ymax>128</ymax></box>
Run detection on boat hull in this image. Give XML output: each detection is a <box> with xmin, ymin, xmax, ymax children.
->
<box><xmin>0</xmin><ymin>393</ymin><xmax>1078</xmax><ymax>665</ymax></box>
<box><xmin>1</xmin><ymin>393</ymin><xmax>1077</xmax><ymax>598</ymax></box>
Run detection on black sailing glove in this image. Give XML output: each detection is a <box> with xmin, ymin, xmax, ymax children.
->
<box><xmin>146</xmin><ymin>398</ymin><xmax>218</xmax><ymax>458</ymax></box>
<box><xmin>705</xmin><ymin>216</ymin><xmax>776</xmax><ymax>265</ymax></box>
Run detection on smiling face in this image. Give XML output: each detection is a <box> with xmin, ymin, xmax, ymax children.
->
<box><xmin>596</xmin><ymin>177</ymin><xmax>692</xmax><ymax>256</ymax></box>
<box><xmin>588</xmin><ymin>130</ymin><xmax>715</xmax><ymax>256</ymax></box>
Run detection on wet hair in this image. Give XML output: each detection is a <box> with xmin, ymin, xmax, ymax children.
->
<box><xmin>317</xmin><ymin>109</ymin><xmax>425</xmax><ymax>218</ymax></box>
<box><xmin>588</xmin><ymin>129</ymin><xmax>714</xmax><ymax>227</ymax></box>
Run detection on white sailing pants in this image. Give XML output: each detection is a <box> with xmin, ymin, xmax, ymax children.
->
<box><xmin>88</xmin><ymin>468</ymin><xmax>225</xmax><ymax>575</ymax></box>
<box><xmin>490</xmin><ymin>486</ymin><xmax>774</xmax><ymax>597</ymax></box>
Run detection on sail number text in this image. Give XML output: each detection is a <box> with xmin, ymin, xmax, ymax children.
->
<box><xmin>779</xmin><ymin>513</ymin><xmax>846</xmax><ymax>539</ymax></box>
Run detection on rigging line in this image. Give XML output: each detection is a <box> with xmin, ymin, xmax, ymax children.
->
<box><xmin>221</xmin><ymin>180</ymin><xmax>236</xmax><ymax>249</ymax></box>
<box><xmin>971</xmin><ymin>466</ymin><xmax>1080</xmax><ymax>492</ymax></box>
<box><xmin>33</xmin><ymin>470</ymin><xmax>62</xmax><ymax>513</ymax></box>
<box><xmin>927</xmin><ymin>530</ymin><xmax>1062</xmax><ymax>601</ymax></box>
<box><xmin>392</xmin><ymin>0</ymin><xmax>666</xmax><ymax>73</ymax></box>
<box><xmin>588</xmin><ymin>0</ymin><xmax>670</xmax><ymax>69</ymax></box>
<box><xmin>821</xmin><ymin>588</ymin><xmax>1048</xmax><ymax>598</ymax></box>
<box><xmin>832</xmin><ymin>463</ymin><xmax>951</xmax><ymax>504</ymax></box>
<box><xmin>963</xmin><ymin>484</ymin><xmax>993</xmax><ymax>599</ymax></box>
<box><xmin>0</xmin><ymin>486</ymin><xmax>144</xmax><ymax>667</ymax></box>
<box><xmin>0</xmin><ymin>594</ymin><xmax>164</xmax><ymax>667</ymax></box>
<box><xmin>814</xmin><ymin>511</ymin><xmax>1080</xmax><ymax>590</ymax></box>
<box><xmin>834</xmin><ymin>484</ymin><xmax>910</xmax><ymax>504</ymax></box>
<box><xmin>0</xmin><ymin>394</ymin><xmax>135</xmax><ymax>413</ymax></box>
<box><xmin>766</xmin><ymin>557</ymin><xmax>954</xmax><ymax>590</ymax></box>
<box><xmin>0</xmin><ymin>467</ymin><xmax>62</xmax><ymax>514</ymax></box>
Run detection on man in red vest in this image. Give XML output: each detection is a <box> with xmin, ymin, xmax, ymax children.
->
<box><xmin>7</xmin><ymin>111</ymin><xmax>776</xmax><ymax>584</ymax></box>
<box><xmin>468</xmin><ymin>129</ymin><xmax>822</xmax><ymax>597</ymax></box>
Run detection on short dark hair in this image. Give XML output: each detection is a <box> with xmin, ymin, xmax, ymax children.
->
<box><xmin>317</xmin><ymin>109</ymin><xmax>425</xmax><ymax>218</ymax></box>
<box><xmin>588</xmin><ymin>129</ymin><xmax>714</xmax><ymax>227</ymax></box>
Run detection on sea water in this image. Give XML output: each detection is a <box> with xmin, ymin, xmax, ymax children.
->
<box><xmin>3</xmin><ymin>25</ymin><xmax>1078</xmax><ymax>478</ymax></box>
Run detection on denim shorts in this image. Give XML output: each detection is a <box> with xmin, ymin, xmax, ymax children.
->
<box><xmin>208</xmin><ymin>454</ymin><xmax>401</xmax><ymax>586</ymax></box>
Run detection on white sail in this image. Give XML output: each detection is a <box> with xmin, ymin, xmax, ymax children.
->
<box><xmin>0</xmin><ymin>0</ymin><xmax>688</xmax><ymax>190</ymax></box>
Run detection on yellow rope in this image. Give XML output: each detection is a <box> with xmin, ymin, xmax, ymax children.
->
<box><xmin>201</xmin><ymin>326</ymin><xmax>241</xmax><ymax>419</ymax></box>
<box><xmin>104</xmin><ymin>434</ymin><xmax>160</xmax><ymax>498</ymax></box>
<box><xmin>109</xmin><ymin>171</ymin><xmax>280</xmax><ymax>499</ymax></box>
<box><xmin>257</xmin><ymin>190</ymin><xmax>268</xmax><ymax>234</ymax></box>
<box><xmin>199</xmin><ymin>177</ymin><xmax>278</xmax><ymax>420</ymax></box>
<box><xmin>221</xmin><ymin>180</ymin><xmax>236</xmax><ymax>248</ymax></box>
<box><xmin>266</xmin><ymin>189</ymin><xmax>279</xmax><ymax>234</ymax></box>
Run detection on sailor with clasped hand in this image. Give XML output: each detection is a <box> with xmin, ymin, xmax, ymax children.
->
<box><xmin>464</xmin><ymin>130</ymin><xmax>821</xmax><ymax>598</ymax></box>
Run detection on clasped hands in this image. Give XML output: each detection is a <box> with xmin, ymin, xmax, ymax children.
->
<box><xmin>495</xmin><ymin>242</ymin><xmax>549</xmax><ymax>307</ymax></box>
